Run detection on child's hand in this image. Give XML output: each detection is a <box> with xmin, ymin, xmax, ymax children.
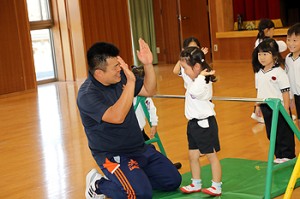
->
<box><xmin>201</xmin><ymin>47</ymin><xmax>209</xmax><ymax>55</ymax></box>
<box><xmin>150</xmin><ymin>126</ymin><xmax>157</xmax><ymax>139</ymax></box>
<box><xmin>200</xmin><ymin>69</ymin><xmax>215</xmax><ymax>76</ymax></box>
<box><xmin>117</xmin><ymin>56</ymin><xmax>136</xmax><ymax>83</ymax></box>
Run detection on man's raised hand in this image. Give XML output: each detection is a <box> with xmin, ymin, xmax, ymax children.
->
<box><xmin>137</xmin><ymin>38</ymin><xmax>153</xmax><ymax>65</ymax></box>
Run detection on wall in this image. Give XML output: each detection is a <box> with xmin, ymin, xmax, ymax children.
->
<box><xmin>0</xmin><ymin>0</ymin><xmax>36</xmax><ymax>95</ymax></box>
<box><xmin>209</xmin><ymin>0</ymin><xmax>257</xmax><ymax>63</ymax></box>
<box><xmin>50</xmin><ymin>0</ymin><xmax>133</xmax><ymax>81</ymax></box>
<box><xmin>153</xmin><ymin>0</ymin><xmax>255</xmax><ymax>64</ymax></box>
<box><xmin>153</xmin><ymin>0</ymin><xmax>211</xmax><ymax>64</ymax></box>
<box><xmin>208</xmin><ymin>0</ymin><xmax>289</xmax><ymax>62</ymax></box>
<box><xmin>80</xmin><ymin>0</ymin><xmax>133</xmax><ymax>66</ymax></box>
<box><xmin>153</xmin><ymin>0</ymin><xmax>181</xmax><ymax>64</ymax></box>
<box><xmin>209</xmin><ymin>0</ymin><xmax>237</xmax><ymax>62</ymax></box>
<box><xmin>0</xmin><ymin>0</ymin><xmax>147</xmax><ymax>96</ymax></box>
<box><xmin>1</xmin><ymin>0</ymin><xmax>289</xmax><ymax>96</ymax></box>
<box><xmin>152</xmin><ymin>0</ymin><xmax>166</xmax><ymax>63</ymax></box>
<box><xmin>52</xmin><ymin>0</ymin><xmax>75</xmax><ymax>81</ymax></box>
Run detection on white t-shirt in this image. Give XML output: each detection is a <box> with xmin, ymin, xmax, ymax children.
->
<box><xmin>133</xmin><ymin>97</ymin><xmax>158</xmax><ymax>130</ymax></box>
<box><xmin>255</xmin><ymin>39</ymin><xmax>287</xmax><ymax>53</ymax></box>
<box><xmin>255</xmin><ymin>66</ymin><xmax>290</xmax><ymax>102</ymax></box>
<box><xmin>285</xmin><ymin>53</ymin><xmax>300</xmax><ymax>96</ymax></box>
<box><xmin>180</xmin><ymin>66</ymin><xmax>192</xmax><ymax>89</ymax></box>
<box><xmin>181</xmin><ymin>69</ymin><xmax>216</xmax><ymax>120</ymax></box>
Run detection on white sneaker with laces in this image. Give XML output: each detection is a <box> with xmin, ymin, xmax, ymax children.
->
<box><xmin>85</xmin><ymin>168</ymin><xmax>105</xmax><ymax>199</ymax></box>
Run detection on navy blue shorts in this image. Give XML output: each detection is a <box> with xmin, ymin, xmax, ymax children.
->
<box><xmin>187</xmin><ymin>116</ymin><xmax>220</xmax><ymax>154</ymax></box>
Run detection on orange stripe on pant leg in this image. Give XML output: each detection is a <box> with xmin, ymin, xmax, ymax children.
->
<box><xmin>115</xmin><ymin>168</ymin><xmax>136</xmax><ymax>199</ymax></box>
<box><xmin>114</xmin><ymin>169</ymin><xmax>131</xmax><ymax>195</ymax></box>
<box><xmin>102</xmin><ymin>158</ymin><xmax>136</xmax><ymax>199</ymax></box>
<box><xmin>103</xmin><ymin>158</ymin><xmax>119</xmax><ymax>173</ymax></box>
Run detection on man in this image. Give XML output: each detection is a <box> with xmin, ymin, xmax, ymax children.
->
<box><xmin>77</xmin><ymin>38</ymin><xmax>181</xmax><ymax>199</ymax></box>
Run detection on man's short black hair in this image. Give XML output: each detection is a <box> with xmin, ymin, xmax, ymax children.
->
<box><xmin>87</xmin><ymin>42</ymin><xmax>120</xmax><ymax>74</ymax></box>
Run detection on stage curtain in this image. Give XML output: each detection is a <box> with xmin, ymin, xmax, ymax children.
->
<box><xmin>244</xmin><ymin>0</ymin><xmax>255</xmax><ymax>21</ymax></box>
<box><xmin>233</xmin><ymin>0</ymin><xmax>280</xmax><ymax>21</ymax></box>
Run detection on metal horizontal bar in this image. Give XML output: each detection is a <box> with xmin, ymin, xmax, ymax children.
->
<box><xmin>153</xmin><ymin>94</ymin><xmax>265</xmax><ymax>103</ymax></box>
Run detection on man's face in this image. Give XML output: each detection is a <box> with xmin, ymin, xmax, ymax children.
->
<box><xmin>98</xmin><ymin>57</ymin><xmax>121</xmax><ymax>85</ymax></box>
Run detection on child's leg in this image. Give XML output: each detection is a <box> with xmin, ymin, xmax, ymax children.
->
<box><xmin>180</xmin><ymin>149</ymin><xmax>202</xmax><ymax>193</ymax></box>
<box><xmin>189</xmin><ymin>149</ymin><xmax>201</xmax><ymax>179</ymax></box>
<box><xmin>202</xmin><ymin>152</ymin><xmax>222</xmax><ymax>196</ymax></box>
<box><xmin>294</xmin><ymin>94</ymin><xmax>300</xmax><ymax>128</ymax></box>
<box><xmin>206</xmin><ymin>152</ymin><xmax>222</xmax><ymax>182</ymax></box>
<box><xmin>260</xmin><ymin>104</ymin><xmax>282</xmax><ymax>158</ymax></box>
<box><xmin>180</xmin><ymin>118</ymin><xmax>213</xmax><ymax>194</ymax></box>
<box><xmin>277</xmin><ymin>112</ymin><xmax>296</xmax><ymax>159</ymax></box>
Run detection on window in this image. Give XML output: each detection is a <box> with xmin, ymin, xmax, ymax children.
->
<box><xmin>26</xmin><ymin>0</ymin><xmax>56</xmax><ymax>82</ymax></box>
<box><xmin>27</xmin><ymin>0</ymin><xmax>51</xmax><ymax>21</ymax></box>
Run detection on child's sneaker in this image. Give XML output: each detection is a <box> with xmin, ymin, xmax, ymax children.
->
<box><xmin>202</xmin><ymin>186</ymin><xmax>222</xmax><ymax>196</ymax></box>
<box><xmin>281</xmin><ymin>158</ymin><xmax>291</xmax><ymax>163</ymax></box>
<box><xmin>251</xmin><ymin>113</ymin><xmax>264</xmax><ymax>123</ymax></box>
<box><xmin>85</xmin><ymin>168</ymin><xmax>106</xmax><ymax>199</ymax></box>
<box><xmin>273</xmin><ymin>158</ymin><xmax>291</xmax><ymax>164</ymax></box>
<box><xmin>273</xmin><ymin>158</ymin><xmax>282</xmax><ymax>164</ymax></box>
<box><xmin>180</xmin><ymin>184</ymin><xmax>201</xmax><ymax>193</ymax></box>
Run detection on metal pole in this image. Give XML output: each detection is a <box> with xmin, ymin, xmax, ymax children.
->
<box><xmin>153</xmin><ymin>94</ymin><xmax>265</xmax><ymax>103</ymax></box>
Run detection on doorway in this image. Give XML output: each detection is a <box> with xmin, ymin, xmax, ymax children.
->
<box><xmin>178</xmin><ymin>0</ymin><xmax>211</xmax><ymax>63</ymax></box>
<box><xmin>153</xmin><ymin>0</ymin><xmax>212</xmax><ymax>64</ymax></box>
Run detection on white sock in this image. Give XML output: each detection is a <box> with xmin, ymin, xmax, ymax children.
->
<box><xmin>191</xmin><ymin>178</ymin><xmax>202</xmax><ymax>189</ymax></box>
<box><xmin>212</xmin><ymin>180</ymin><xmax>222</xmax><ymax>192</ymax></box>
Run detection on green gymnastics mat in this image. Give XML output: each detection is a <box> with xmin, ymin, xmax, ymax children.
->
<box><xmin>153</xmin><ymin>158</ymin><xmax>300</xmax><ymax>199</ymax></box>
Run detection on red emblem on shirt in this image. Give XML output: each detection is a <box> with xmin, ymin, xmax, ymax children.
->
<box><xmin>271</xmin><ymin>76</ymin><xmax>276</xmax><ymax>80</ymax></box>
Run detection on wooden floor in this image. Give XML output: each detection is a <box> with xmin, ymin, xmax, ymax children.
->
<box><xmin>0</xmin><ymin>62</ymin><xmax>299</xmax><ymax>198</ymax></box>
